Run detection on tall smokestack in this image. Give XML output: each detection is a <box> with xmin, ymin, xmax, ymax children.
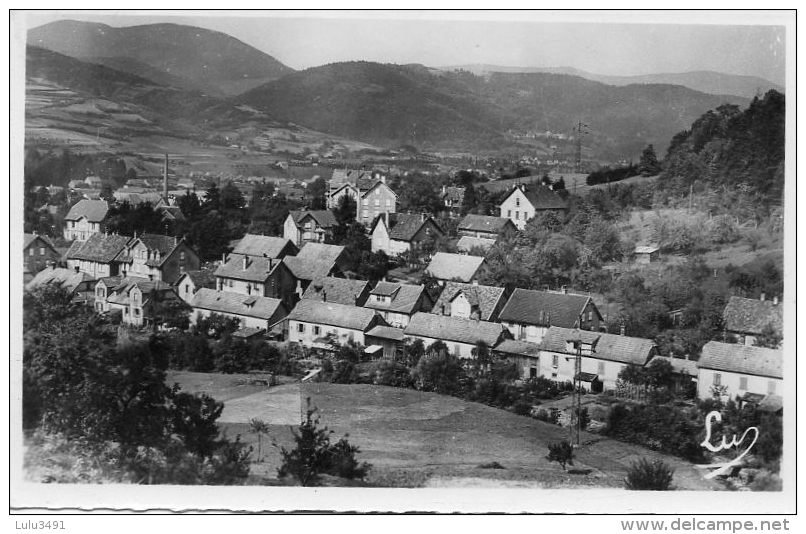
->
<box><xmin>163</xmin><ymin>153</ymin><xmax>169</xmax><ymax>201</ymax></box>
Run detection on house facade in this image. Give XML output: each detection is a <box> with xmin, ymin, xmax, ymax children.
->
<box><xmin>215</xmin><ymin>254</ymin><xmax>298</xmax><ymax>308</ymax></box>
<box><xmin>95</xmin><ymin>276</ymin><xmax>179</xmax><ymax>327</ymax></box>
<box><xmin>65</xmin><ymin>233</ymin><xmax>130</xmax><ymax>278</ymax></box>
<box><xmin>23</xmin><ymin>233</ymin><xmax>61</xmax><ymax>278</ymax></box>
<box><xmin>357</xmin><ymin>179</ymin><xmax>397</xmax><ymax>225</ymax></box>
<box><xmin>118</xmin><ymin>234</ymin><xmax>200</xmax><ymax>284</ymax></box>
<box><xmin>498</xmin><ymin>288</ymin><xmax>602</xmax><ymax>345</ymax></box>
<box><xmin>364</xmin><ymin>281</ymin><xmax>433</xmax><ymax>328</ymax></box>
<box><xmin>696</xmin><ymin>341</ymin><xmax>783</xmax><ymax>402</ymax></box>
<box><xmin>370</xmin><ymin>213</ymin><xmax>443</xmax><ymax>257</ymax></box>
<box><xmin>174</xmin><ymin>269</ymin><xmax>217</xmax><ymax>304</ymax></box>
<box><xmin>283</xmin><ymin>210</ymin><xmax>338</xmax><ymax>247</ymax></box>
<box><xmin>190</xmin><ymin>288</ymin><xmax>289</xmax><ymax>334</ymax></box>
<box><xmin>63</xmin><ymin>199</ymin><xmax>109</xmax><ymax>241</ymax></box>
<box><xmin>498</xmin><ymin>184</ymin><xmax>568</xmax><ymax>230</ymax></box>
<box><xmin>441</xmin><ymin>185</ymin><xmax>466</xmax><ymax>218</ymax></box>
<box><xmin>432</xmin><ymin>281</ymin><xmax>508</xmax><ymax>322</ymax></box>
<box><xmin>493</xmin><ymin>339</ymin><xmax>542</xmax><ymax>380</ymax></box>
<box><xmin>287</xmin><ymin>299</ymin><xmax>386</xmax><ymax>350</ymax></box>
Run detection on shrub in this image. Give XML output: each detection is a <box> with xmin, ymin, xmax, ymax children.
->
<box><xmin>411</xmin><ymin>350</ymin><xmax>466</xmax><ymax>395</ymax></box>
<box><xmin>624</xmin><ymin>458</ymin><xmax>675</xmax><ymax>490</ymax></box>
<box><xmin>331</xmin><ymin>360</ymin><xmax>358</xmax><ymax>384</ymax></box>
<box><xmin>369</xmin><ymin>359</ymin><xmax>413</xmax><ymax>388</ymax></box>
<box><xmin>547</xmin><ymin>440</ymin><xmax>574</xmax><ymax>471</ymax></box>
<box><xmin>513</xmin><ymin>400</ymin><xmax>533</xmax><ymax>416</ymax></box>
<box><xmin>535</xmin><ymin>408</ymin><xmax>560</xmax><ymax>425</ymax></box>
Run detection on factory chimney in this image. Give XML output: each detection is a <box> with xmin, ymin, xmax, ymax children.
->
<box><xmin>163</xmin><ymin>153</ymin><xmax>169</xmax><ymax>201</ymax></box>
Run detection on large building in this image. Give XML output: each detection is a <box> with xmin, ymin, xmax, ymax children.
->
<box><xmin>327</xmin><ymin>169</ymin><xmax>397</xmax><ymax>225</ymax></box>
<box><xmin>498</xmin><ymin>184</ymin><xmax>568</xmax><ymax>230</ymax></box>
<box><xmin>498</xmin><ymin>288</ymin><xmax>603</xmax><ymax>345</ymax></box>
<box><xmin>63</xmin><ymin>199</ymin><xmax>109</xmax><ymax>241</ymax></box>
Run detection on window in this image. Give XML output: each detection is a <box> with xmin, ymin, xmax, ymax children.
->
<box><xmin>739</xmin><ymin>377</ymin><xmax>748</xmax><ymax>390</ymax></box>
<box><xmin>530</xmin><ymin>367</ymin><xmax>538</xmax><ymax>379</ymax></box>
<box><xmin>28</xmin><ymin>248</ymin><xmax>34</xmax><ymax>256</ymax></box>
<box><xmin>597</xmin><ymin>361</ymin><xmax>605</xmax><ymax>375</ymax></box>
<box><xmin>375</xmin><ymin>189</ymin><xmax>380</xmax><ymax>195</ymax></box>
<box><xmin>375</xmin><ymin>198</ymin><xmax>380</xmax><ymax>207</ymax></box>
<box><xmin>454</xmin><ymin>344</ymin><xmax>461</xmax><ymax>356</ymax></box>
<box><xmin>768</xmin><ymin>380</ymin><xmax>776</xmax><ymax>394</ymax></box>
<box><xmin>180</xmin><ymin>251</ymin><xmax>185</xmax><ymax>261</ymax></box>
<box><xmin>516</xmin><ymin>197</ymin><xmax>520</xmax><ymax>207</ymax></box>
<box><xmin>588</xmin><ymin>310</ymin><xmax>593</xmax><ymax>321</ymax></box>
<box><xmin>40</xmin><ymin>247</ymin><xmax>45</xmax><ymax>256</ymax></box>
<box><xmin>363</xmin><ymin>209</ymin><xmax>369</xmax><ymax>219</ymax></box>
<box><xmin>713</xmin><ymin>373</ymin><xmax>722</xmax><ymax>386</ymax></box>
<box><xmin>314</xmin><ymin>326</ymin><xmax>321</xmax><ymax>336</ymax></box>
<box><xmin>363</xmin><ymin>198</ymin><xmax>368</xmax><ymax>206</ymax></box>
<box><xmin>386</xmin><ymin>199</ymin><xmax>391</xmax><ymax>207</ymax></box>
<box><xmin>507</xmin><ymin>210</ymin><xmax>511</xmax><ymax>217</ymax></box>
<box><xmin>552</xmin><ymin>355</ymin><xmax>559</xmax><ymax>367</ymax></box>
<box><xmin>184</xmin><ymin>284</ymin><xmax>189</xmax><ymax>295</ymax></box>
<box><xmin>134</xmin><ymin>308</ymin><xmax>140</xmax><ymax>317</ymax></box>
<box><xmin>228</xmin><ymin>279</ymin><xmax>233</xmax><ymax>287</ymax></box>
<box><xmin>515</xmin><ymin>211</ymin><xmax>519</xmax><ymax>220</ymax></box>
<box><xmin>297</xmin><ymin>323</ymin><xmax>305</xmax><ymax>333</ymax></box>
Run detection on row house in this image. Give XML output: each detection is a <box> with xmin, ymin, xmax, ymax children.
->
<box><xmin>425</xmin><ymin>252</ymin><xmax>487</xmax><ymax>285</ymax></box>
<box><xmin>95</xmin><ymin>276</ymin><xmax>179</xmax><ymax>327</ymax></box>
<box><xmin>190</xmin><ymin>288</ymin><xmax>289</xmax><ymax>336</ymax></box>
<box><xmin>723</xmin><ymin>295</ymin><xmax>783</xmax><ymax>347</ymax></box>
<box><xmin>363</xmin><ymin>281</ymin><xmax>433</xmax><ymax>328</ymax></box>
<box><xmin>287</xmin><ymin>299</ymin><xmax>386</xmax><ymax>351</ymax></box>
<box><xmin>370</xmin><ymin>213</ymin><xmax>444</xmax><ymax>257</ymax></box>
<box><xmin>23</xmin><ymin>233</ymin><xmax>60</xmax><ymax>281</ymax></box>
<box><xmin>118</xmin><ymin>234</ymin><xmax>200</xmax><ymax>284</ymax></box>
<box><xmin>403</xmin><ymin>312</ymin><xmax>511</xmax><ymax>360</ymax></box>
<box><xmin>534</xmin><ymin>327</ymin><xmax>656</xmax><ymax>390</ymax></box>
<box><xmin>431</xmin><ymin>281</ymin><xmax>508</xmax><ymax>322</ymax></box>
<box><xmin>696</xmin><ymin>341</ymin><xmax>782</xmax><ymax>403</ymax></box>
<box><xmin>497</xmin><ymin>288</ymin><xmax>602</xmax><ymax>345</ymax></box>
<box><xmin>301</xmin><ymin>277</ymin><xmax>372</xmax><ymax>307</ymax></box>
<box><xmin>498</xmin><ymin>184</ymin><xmax>568</xmax><ymax>230</ymax></box>
<box><xmin>457</xmin><ymin>214</ymin><xmax>517</xmax><ymax>240</ymax></box>
<box><xmin>63</xmin><ymin>199</ymin><xmax>109</xmax><ymax>241</ymax></box>
<box><xmin>283</xmin><ymin>210</ymin><xmax>338</xmax><ymax>247</ymax></box>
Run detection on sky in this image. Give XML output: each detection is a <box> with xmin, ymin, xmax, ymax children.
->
<box><xmin>19</xmin><ymin>11</ymin><xmax>787</xmax><ymax>85</ymax></box>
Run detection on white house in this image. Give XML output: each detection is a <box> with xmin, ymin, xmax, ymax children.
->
<box><xmin>370</xmin><ymin>213</ymin><xmax>443</xmax><ymax>257</ymax></box>
<box><xmin>63</xmin><ymin>199</ymin><xmax>109</xmax><ymax>241</ymax></box>
<box><xmin>190</xmin><ymin>288</ymin><xmax>289</xmax><ymax>334</ymax></box>
<box><xmin>696</xmin><ymin>341</ymin><xmax>783</xmax><ymax>402</ymax></box>
<box><xmin>286</xmin><ymin>299</ymin><xmax>386</xmax><ymax>350</ymax></box>
<box><xmin>498</xmin><ymin>184</ymin><xmax>568</xmax><ymax>230</ymax></box>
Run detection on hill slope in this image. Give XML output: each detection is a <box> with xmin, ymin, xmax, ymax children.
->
<box><xmin>444</xmin><ymin>64</ymin><xmax>782</xmax><ymax>99</ymax></box>
<box><xmin>28</xmin><ymin>20</ymin><xmax>294</xmax><ymax>97</ymax></box>
<box><xmin>239</xmin><ymin>62</ymin><xmax>747</xmax><ymax>156</ymax></box>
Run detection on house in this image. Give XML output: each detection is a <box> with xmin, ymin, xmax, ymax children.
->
<box><xmin>425</xmin><ymin>252</ymin><xmax>486</xmax><ymax>285</ymax></box>
<box><xmin>283</xmin><ymin>210</ymin><xmax>338</xmax><ymax>247</ymax></box>
<box><xmin>696</xmin><ymin>341</ymin><xmax>782</xmax><ymax>402</ymax></box>
<box><xmin>370</xmin><ymin>213</ymin><xmax>444</xmax><ymax>256</ymax></box>
<box><xmin>283</xmin><ymin>243</ymin><xmax>348</xmax><ymax>293</ymax></box>
<box><xmin>84</xmin><ymin>175</ymin><xmax>104</xmax><ymax>188</ymax></box>
<box><xmin>327</xmin><ymin>170</ymin><xmax>398</xmax><ymax>224</ymax></box>
<box><xmin>118</xmin><ymin>234</ymin><xmax>200</xmax><ymax>284</ymax></box>
<box><xmin>23</xmin><ymin>233</ymin><xmax>61</xmax><ymax>280</ymax></box>
<box><xmin>364</xmin><ymin>281</ymin><xmax>433</xmax><ymax>328</ymax></box>
<box><xmin>723</xmin><ymin>295</ymin><xmax>783</xmax><ymax>347</ymax></box>
<box><xmin>456</xmin><ymin>235</ymin><xmax>497</xmax><ymax>254</ymax></box>
<box><xmin>95</xmin><ymin>276</ymin><xmax>180</xmax><ymax>327</ymax></box>
<box><xmin>174</xmin><ymin>269</ymin><xmax>218</xmax><ymax>304</ymax></box>
<box><xmin>498</xmin><ymin>288</ymin><xmax>603</xmax><ymax>345</ymax></box>
<box><xmin>157</xmin><ymin>205</ymin><xmax>186</xmax><ymax>223</ymax></box>
<box><xmin>403</xmin><ymin>312</ymin><xmax>511</xmax><ymax>359</ymax></box>
<box><xmin>302</xmin><ymin>277</ymin><xmax>372</xmax><ymax>307</ymax></box>
<box><xmin>214</xmin><ymin>254</ymin><xmax>298</xmax><ymax>308</ymax></box>
<box><xmin>498</xmin><ymin>184</ymin><xmax>568</xmax><ymax>230</ymax></box>
<box><xmin>190</xmin><ymin>288</ymin><xmax>289</xmax><ymax>336</ymax></box>
<box><xmin>63</xmin><ymin>199</ymin><xmax>109</xmax><ymax>241</ymax></box>
<box><xmin>25</xmin><ymin>265</ymin><xmax>96</xmax><ymax>305</ymax></box>
<box><xmin>364</xmin><ymin>325</ymin><xmax>406</xmax><ymax>360</ymax></box>
<box><xmin>634</xmin><ymin>245</ymin><xmax>660</xmax><ymax>264</ymax></box>
<box><xmin>441</xmin><ymin>185</ymin><xmax>466</xmax><ymax>217</ymax></box>
<box><xmin>65</xmin><ymin>233</ymin><xmax>130</xmax><ymax>278</ymax></box>
<box><xmin>326</xmin><ymin>169</ymin><xmax>370</xmax><ymax>208</ymax></box>
<box><xmin>431</xmin><ymin>281</ymin><xmax>508</xmax><ymax>322</ymax></box>
<box><xmin>113</xmin><ymin>190</ymin><xmax>166</xmax><ymax>207</ymax></box>
<box><xmin>647</xmin><ymin>354</ymin><xmax>698</xmax><ymax>395</ymax></box>
<box><xmin>493</xmin><ymin>339</ymin><xmax>542</xmax><ymax>380</ymax></box>
<box><xmin>457</xmin><ymin>214</ymin><xmax>517</xmax><ymax>240</ymax></box>
<box><xmin>537</xmin><ymin>327</ymin><xmax>657</xmax><ymax>390</ymax></box>
<box><xmin>231</xmin><ymin>234</ymin><xmax>298</xmax><ymax>259</ymax></box>
<box><xmin>287</xmin><ymin>299</ymin><xmax>386</xmax><ymax>350</ymax></box>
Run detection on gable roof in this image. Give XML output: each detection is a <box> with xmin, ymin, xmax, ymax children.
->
<box><xmin>158</xmin><ymin>206</ymin><xmax>186</xmax><ymax>222</ymax></box>
<box><xmin>458</xmin><ymin>214</ymin><xmax>513</xmax><ymax>234</ymax></box>
<box><xmin>494</xmin><ymin>339</ymin><xmax>541</xmax><ymax>358</ymax></box>
<box><xmin>302</xmin><ymin>277</ymin><xmax>371</xmax><ymax>306</ymax></box>
<box><xmin>432</xmin><ymin>282</ymin><xmax>507</xmax><ymax>322</ymax></box>
<box><xmin>122</xmin><ymin>234</ymin><xmax>192</xmax><ymax>268</ymax></box>
<box><xmin>108</xmin><ymin>276</ymin><xmax>175</xmax><ymax>302</ymax></box>
<box><xmin>191</xmin><ymin>288</ymin><xmax>286</xmax><ymax>322</ymax></box>
<box><xmin>23</xmin><ymin>233</ymin><xmax>57</xmax><ymax>252</ymax></box>
<box><xmin>698</xmin><ymin>341</ymin><xmax>782</xmax><ymax>379</ymax></box>
<box><xmin>330</xmin><ymin>169</ymin><xmax>371</xmax><ymax>188</ymax></box>
<box><xmin>425</xmin><ymin>252</ymin><xmax>485</xmax><ymax>282</ymax></box>
<box><xmin>215</xmin><ymin>254</ymin><xmax>286</xmax><ymax>283</ymax></box>
<box><xmin>648</xmin><ymin>355</ymin><xmax>698</xmax><ymax>376</ymax></box>
<box><xmin>287</xmin><ymin>298</ymin><xmax>379</xmax><ymax>331</ymax></box>
<box><xmin>232</xmin><ymin>234</ymin><xmax>297</xmax><ymax>258</ymax></box>
<box><xmin>290</xmin><ymin>210</ymin><xmax>338</xmax><ymax>229</ymax></box>
<box><xmin>503</xmin><ymin>185</ymin><xmax>568</xmax><ymax>211</ymax></box>
<box><xmin>176</xmin><ymin>268</ymin><xmax>218</xmax><ymax>289</ymax></box>
<box><xmin>404</xmin><ymin>312</ymin><xmax>509</xmax><ymax>346</ymax></box>
<box><xmin>64</xmin><ymin>199</ymin><xmax>109</xmax><ymax>222</ymax></box>
<box><xmin>365</xmin><ymin>282</ymin><xmax>428</xmax><ymax>314</ymax></box>
<box><xmin>373</xmin><ymin>213</ymin><xmax>442</xmax><ymax>242</ymax></box>
<box><xmin>26</xmin><ymin>267</ymin><xmax>95</xmax><ymax>294</ymax></box>
<box><xmin>360</xmin><ymin>179</ymin><xmax>396</xmax><ymax>198</ymax></box>
<box><xmin>499</xmin><ymin>288</ymin><xmax>599</xmax><ymax>327</ymax></box>
<box><xmin>724</xmin><ymin>296</ymin><xmax>783</xmax><ymax>336</ymax></box>
<box><xmin>456</xmin><ymin>235</ymin><xmax>497</xmax><ymax>253</ymax></box>
<box><xmin>539</xmin><ymin>326</ymin><xmax>655</xmax><ymax>366</ymax></box>
<box><xmin>66</xmin><ymin>233</ymin><xmax>129</xmax><ymax>263</ymax></box>
<box><xmin>442</xmin><ymin>186</ymin><xmax>466</xmax><ymax>203</ymax></box>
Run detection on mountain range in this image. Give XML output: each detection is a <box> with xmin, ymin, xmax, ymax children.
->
<box><xmin>26</xmin><ymin>20</ymin><xmax>759</xmax><ymax>158</ymax></box>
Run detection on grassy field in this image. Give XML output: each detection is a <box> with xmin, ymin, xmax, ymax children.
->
<box><xmin>169</xmin><ymin>371</ymin><xmax>720</xmax><ymax>489</ymax></box>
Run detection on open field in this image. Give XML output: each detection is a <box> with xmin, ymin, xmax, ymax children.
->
<box><xmin>169</xmin><ymin>371</ymin><xmax>720</xmax><ymax>489</ymax></box>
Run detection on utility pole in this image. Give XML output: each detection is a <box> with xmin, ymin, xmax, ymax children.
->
<box><xmin>567</xmin><ymin>325</ymin><xmax>583</xmax><ymax>447</ymax></box>
<box><xmin>689</xmin><ymin>183</ymin><xmax>694</xmax><ymax>212</ymax></box>
<box><xmin>574</xmin><ymin>121</ymin><xmax>589</xmax><ymax>174</ymax></box>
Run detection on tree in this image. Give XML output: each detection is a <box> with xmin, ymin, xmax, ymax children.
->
<box><xmin>547</xmin><ymin>440</ymin><xmax>574</xmax><ymax>471</ymax></box>
<box><xmin>220</xmin><ymin>182</ymin><xmax>245</xmax><ymax>211</ymax></box>
<box><xmin>638</xmin><ymin>144</ymin><xmax>661</xmax><ymax>176</ymax></box>
<box><xmin>624</xmin><ymin>458</ymin><xmax>674</xmax><ymax>490</ymax></box>
<box><xmin>248</xmin><ymin>418</ymin><xmax>270</xmax><ymax>463</ymax></box>
<box><xmin>411</xmin><ymin>349</ymin><xmax>465</xmax><ymax>395</ymax></box>
<box><xmin>307</xmin><ymin>177</ymin><xmax>327</xmax><ymax>210</ymax></box>
<box><xmin>203</xmin><ymin>182</ymin><xmax>221</xmax><ymax>213</ymax></box>
<box><xmin>755</xmin><ymin>323</ymin><xmax>782</xmax><ymax>349</ymax></box>
<box><xmin>471</xmin><ymin>340</ymin><xmax>492</xmax><ymax>377</ymax></box>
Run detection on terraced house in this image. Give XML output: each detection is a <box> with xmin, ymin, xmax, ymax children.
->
<box><xmin>498</xmin><ymin>288</ymin><xmax>603</xmax><ymax>345</ymax></box>
<box><xmin>63</xmin><ymin>199</ymin><xmax>109</xmax><ymax>241</ymax></box>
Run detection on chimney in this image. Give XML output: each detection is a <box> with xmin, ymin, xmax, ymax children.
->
<box><xmin>222</xmin><ymin>252</ymin><xmax>227</xmax><ymax>264</ymax></box>
<box><xmin>163</xmin><ymin>153</ymin><xmax>169</xmax><ymax>201</ymax></box>
<box><xmin>267</xmin><ymin>258</ymin><xmax>274</xmax><ymax>272</ymax></box>
<box><xmin>322</xmin><ymin>289</ymin><xmax>327</xmax><ymax>302</ymax></box>
<box><xmin>242</xmin><ymin>256</ymin><xmax>249</xmax><ymax>270</ymax></box>
<box><xmin>760</xmin><ymin>292</ymin><xmax>766</xmax><ymax>302</ymax></box>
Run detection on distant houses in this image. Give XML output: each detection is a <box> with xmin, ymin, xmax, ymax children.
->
<box><xmin>441</xmin><ymin>185</ymin><xmax>466</xmax><ymax>218</ymax></box>
<box><xmin>457</xmin><ymin>214</ymin><xmax>517</xmax><ymax>240</ymax></box>
<box><xmin>63</xmin><ymin>199</ymin><xmax>109</xmax><ymax>241</ymax></box>
<box><xmin>634</xmin><ymin>245</ymin><xmax>660</xmax><ymax>264</ymax></box>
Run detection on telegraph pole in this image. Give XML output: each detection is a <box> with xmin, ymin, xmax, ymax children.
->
<box><xmin>567</xmin><ymin>325</ymin><xmax>583</xmax><ymax>447</ymax></box>
<box><xmin>574</xmin><ymin>121</ymin><xmax>589</xmax><ymax>174</ymax></box>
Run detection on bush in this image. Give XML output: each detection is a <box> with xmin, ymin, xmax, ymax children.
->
<box><xmin>368</xmin><ymin>359</ymin><xmax>413</xmax><ymax>388</ymax></box>
<box><xmin>535</xmin><ymin>408</ymin><xmax>560</xmax><ymax>425</ymax></box>
<box><xmin>547</xmin><ymin>440</ymin><xmax>574</xmax><ymax>471</ymax></box>
<box><xmin>411</xmin><ymin>350</ymin><xmax>466</xmax><ymax>395</ymax></box>
<box><xmin>624</xmin><ymin>458</ymin><xmax>675</xmax><ymax>490</ymax></box>
<box><xmin>331</xmin><ymin>360</ymin><xmax>358</xmax><ymax>384</ymax></box>
<box><xmin>513</xmin><ymin>400</ymin><xmax>533</xmax><ymax>416</ymax></box>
